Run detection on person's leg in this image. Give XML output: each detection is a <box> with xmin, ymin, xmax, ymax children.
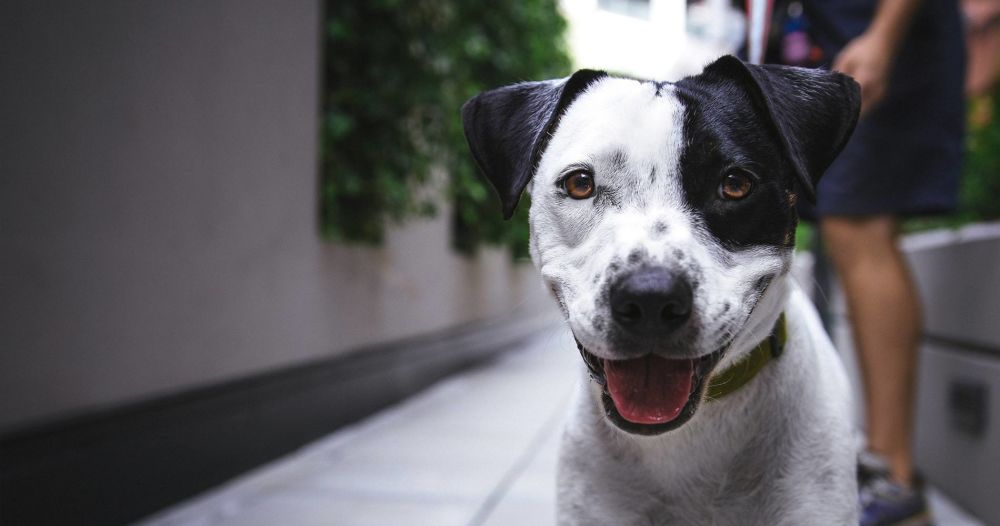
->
<box><xmin>821</xmin><ymin>215</ymin><xmax>921</xmax><ymax>486</ymax></box>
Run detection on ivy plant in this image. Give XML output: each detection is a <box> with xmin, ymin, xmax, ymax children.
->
<box><xmin>961</xmin><ymin>91</ymin><xmax>1000</xmax><ymax>221</ymax></box>
<box><xmin>322</xmin><ymin>0</ymin><xmax>571</xmax><ymax>256</ymax></box>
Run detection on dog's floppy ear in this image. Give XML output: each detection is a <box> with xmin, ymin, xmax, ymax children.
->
<box><xmin>696</xmin><ymin>55</ymin><xmax>860</xmax><ymax>201</ymax></box>
<box><xmin>461</xmin><ymin>70</ymin><xmax>607</xmax><ymax>219</ymax></box>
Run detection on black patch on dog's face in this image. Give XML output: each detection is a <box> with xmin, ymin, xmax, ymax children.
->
<box><xmin>668</xmin><ymin>56</ymin><xmax>860</xmax><ymax>250</ymax></box>
<box><xmin>674</xmin><ymin>84</ymin><xmax>798</xmax><ymax>249</ymax></box>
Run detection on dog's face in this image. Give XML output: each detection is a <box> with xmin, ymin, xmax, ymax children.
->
<box><xmin>463</xmin><ymin>56</ymin><xmax>859</xmax><ymax>435</ymax></box>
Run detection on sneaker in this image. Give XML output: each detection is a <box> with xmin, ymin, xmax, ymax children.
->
<box><xmin>858</xmin><ymin>451</ymin><xmax>934</xmax><ymax>526</ymax></box>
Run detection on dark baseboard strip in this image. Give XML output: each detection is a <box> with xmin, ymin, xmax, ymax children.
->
<box><xmin>0</xmin><ymin>312</ymin><xmax>558</xmax><ymax>526</ymax></box>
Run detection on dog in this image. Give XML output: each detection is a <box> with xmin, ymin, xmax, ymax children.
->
<box><xmin>462</xmin><ymin>55</ymin><xmax>861</xmax><ymax>525</ymax></box>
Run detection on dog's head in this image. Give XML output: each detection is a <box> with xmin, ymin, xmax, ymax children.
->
<box><xmin>462</xmin><ymin>56</ymin><xmax>860</xmax><ymax>435</ymax></box>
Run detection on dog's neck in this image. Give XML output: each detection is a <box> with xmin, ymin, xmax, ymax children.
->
<box><xmin>705</xmin><ymin>313</ymin><xmax>786</xmax><ymax>400</ymax></box>
<box><xmin>715</xmin><ymin>273</ymin><xmax>791</xmax><ymax>372</ymax></box>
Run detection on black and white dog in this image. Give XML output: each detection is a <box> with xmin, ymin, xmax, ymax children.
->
<box><xmin>462</xmin><ymin>55</ymin><xmax>861</xmax><ymax>524</ymax></box>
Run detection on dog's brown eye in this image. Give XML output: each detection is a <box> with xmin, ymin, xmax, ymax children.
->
<box><xmin>564</xmin><ymin>171</ymin><xmax>595</xmax><ymax>199</ymax></box>
<box><xmin>719</xmin><ymin>171</ymin><xmax>753</xmax><ymax>200</ymax></box>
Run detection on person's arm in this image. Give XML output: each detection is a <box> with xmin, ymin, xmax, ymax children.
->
<box><xmin>833</xmin><ymin>0</ymin><xmax>921</xmax><ymax>116</ymax></box>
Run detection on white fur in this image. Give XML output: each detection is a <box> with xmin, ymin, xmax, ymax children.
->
<box><xmin>523</xmin><ymin>78</ymin><xmax>857</xmax><ymax>524</ymax></box>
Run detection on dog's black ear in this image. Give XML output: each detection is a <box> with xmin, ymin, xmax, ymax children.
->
<box><xmin>696</xmin><ymin>55</ymin><xmax>860</xmax><ymax>201</ymax></box>
<box><xmin>461</xmin><ymin>70</ymin><xmax>608</xmax><ymax>219</ymax></box>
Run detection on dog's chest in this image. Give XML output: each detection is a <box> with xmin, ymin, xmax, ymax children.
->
<box><xmin>632</xmin><ymin>428</ymin><xmax>789</xmax><ymax>518</ymax></box>
<box><xmin>586</xmin><ymin>451</ymin><xmax>787</xmax><ymax>526</ymax></box>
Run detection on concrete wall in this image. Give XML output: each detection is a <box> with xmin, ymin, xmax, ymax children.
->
<box><xmin>0</xmin><ymin>1</ymin><xmax>552</xmax><ymax>432</ymax></box>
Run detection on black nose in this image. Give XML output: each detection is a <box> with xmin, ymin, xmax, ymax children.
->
<box><xmin>610</xmin><ymin>267</ymin><xmax>693</xmax><ymax>335</ymax></box>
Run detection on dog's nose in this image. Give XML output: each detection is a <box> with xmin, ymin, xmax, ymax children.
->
<box><xmin>610</xmin><ymin>267</ymin><xmax>692</xmax><ymax>335</ymax></box>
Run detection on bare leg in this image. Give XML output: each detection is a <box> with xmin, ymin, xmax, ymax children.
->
<box><xmin>821</xmin><ymin>215</ymin><xmax>921</xmax><ymax>486</ymax></box>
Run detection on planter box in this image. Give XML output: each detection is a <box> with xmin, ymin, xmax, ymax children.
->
<box><xmin>904</xmin><ymin>222</ymin><xmax>1000</xmax><ymax>352</ymax></box>
<box><xmin>824</xmin><ymin>222</ymin><xmax>1000</xmax><ymax>525</ymax></box>
<box><xmin>904</xmin><ymin>222</ymin><xmax>1000</xmax><ymax>525</ymax></box>
<box><xmin>914</xmin><ymin>342</ymin><xmax>1000</xmax><ymax>524</ymax></box>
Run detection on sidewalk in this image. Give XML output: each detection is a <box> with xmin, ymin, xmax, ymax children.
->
<box><xmin>140</xmin><ymin>326</ymin><xmax>982</xmax><ymax>526</ymax></box>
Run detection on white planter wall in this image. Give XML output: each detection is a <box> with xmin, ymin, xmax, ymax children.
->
<box><xmin>828</xmin><ymin>222</ymin><xmax>1000</xmax><ymax>525</ymax></box>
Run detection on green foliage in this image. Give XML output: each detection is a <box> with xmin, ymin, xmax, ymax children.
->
<box><xmin>904</xmin><ymin>89</ymin><xmax>1000</xmax><ymax>233</ymax></box>
<box><xmin>961</xmin><ymin>92</ymin><xmax>1000</xmax><ymax>221</ymax></box>
<box><xmin>322</xmin><ymin>0</ymin><xmax>571</xmax><ymax>254</ymax></box>
<box><xmin>794</xmin><ymin>222</ymin><xmax>813</xmax><ymax>253</ymax></box>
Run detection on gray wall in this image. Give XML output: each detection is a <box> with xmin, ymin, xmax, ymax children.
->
<box><xmin>0</xmin><ymin>1</ymin><xmax>552</xmax><ymax>432</ymax></box>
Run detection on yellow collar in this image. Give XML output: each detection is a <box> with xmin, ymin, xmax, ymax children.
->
<box><xmin>705</xmin><ymin>314</ymin><xmax>786</xmax><ymax>400</ymax></box>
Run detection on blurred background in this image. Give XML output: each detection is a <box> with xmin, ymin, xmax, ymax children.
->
<box><xmin>1</xmin><ymin>1</ymin><xmax>999</xmax><ymax>525</ymax></box>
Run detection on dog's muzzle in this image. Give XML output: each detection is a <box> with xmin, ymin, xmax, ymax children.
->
<box><xmin>575</xmin><ymin>266</ymin><xmax>723</xmax><ymax>435</ymax></box>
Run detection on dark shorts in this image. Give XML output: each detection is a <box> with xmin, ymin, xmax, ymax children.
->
<box><xmin>802</xmin><ymin>0</ymin><xmax>966</xmax><ymax>218</ymax></box>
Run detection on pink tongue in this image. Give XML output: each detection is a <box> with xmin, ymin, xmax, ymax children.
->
<box><xmin>604</xmin><ymin>355</ymin><xmax>694</xmax><ymax>424</ymax></box>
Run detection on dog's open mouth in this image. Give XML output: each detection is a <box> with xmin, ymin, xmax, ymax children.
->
<box><xmin>579</xmin><ymin>346</ymin><xmax>725</xmax><ymax>435</ymax></box>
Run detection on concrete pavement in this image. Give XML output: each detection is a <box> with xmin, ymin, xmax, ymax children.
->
<box><xmin>140</xmin><ymin>326</ymin><xmax>982</xmax><ymax>526</ymax></box>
